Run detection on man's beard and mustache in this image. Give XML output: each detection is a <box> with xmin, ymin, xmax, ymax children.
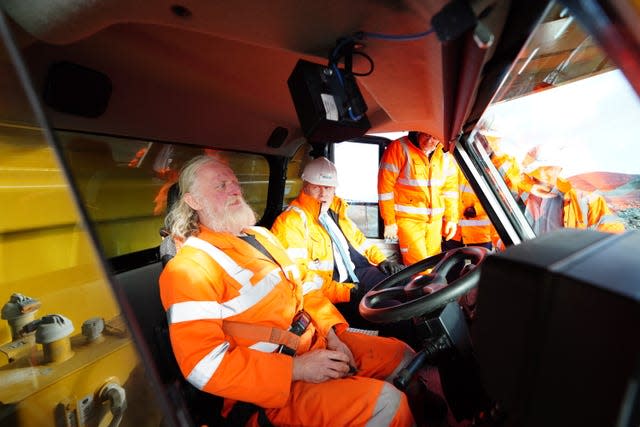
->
<box><xmin>201</xmin><ymin>196</ymin><xmax>257</xmax><ymax>234</ymax></box>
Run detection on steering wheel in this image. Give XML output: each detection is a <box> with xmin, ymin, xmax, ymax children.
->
<box><xmin>359</xmin><ymin>246</ymin><xmax>489</xmax><ymax>323</ymax></box>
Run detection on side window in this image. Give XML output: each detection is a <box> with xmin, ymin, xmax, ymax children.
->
<box><xmin>0</xmin><ymin>24</ymin><xmax>166</xmax><ymax>425</ymax></box>
<box><xmin>56</xmin><ymin>132</ymin><xmax>270</xmax><ymax>258</ymax></box>
<box><xmin>333</xmin><ymin>141</ymin><xmax>382</xmax><ymax>237</ymax></box>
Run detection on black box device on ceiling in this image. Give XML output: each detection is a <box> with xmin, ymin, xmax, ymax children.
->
<box><xmin>287</xmin><ymin>59</ymin><xmax>370</xmax><ymax>143</ymax></box>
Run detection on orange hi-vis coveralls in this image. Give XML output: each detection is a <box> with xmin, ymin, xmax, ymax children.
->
<box><xmin>159</xmin><ymin>225</ymin><xmax>415</xmax><ymax>427</ymax></box>
<box><xmin>519</xmin><ymin>176</ymin><xmax>625</xmax><ymax>233</ymax></box>
<box><xmin>379</xmin><ymin>137</ymin><xmax>459</xmax><ymax>265</ymax></box>
<box><xmin>456</xmin><ymin>168</ymin><xmax>496</xmax><ymax>246</ymax></box>
<box><xmin>271</xmin><ymin>191</ymin><xmax>387</xmax><ymax>304</ymax></box>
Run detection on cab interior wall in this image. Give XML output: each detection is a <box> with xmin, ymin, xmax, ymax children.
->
<box><xmin>0</xmin><ymin>0</ymin><xmax>525</xmax><ymax>155</ymax></box>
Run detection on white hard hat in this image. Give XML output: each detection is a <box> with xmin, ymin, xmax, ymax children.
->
<box><xmin>301</xmin><ymin>157</ymin><xmax>338</xmax><ymax>187</ymax></box>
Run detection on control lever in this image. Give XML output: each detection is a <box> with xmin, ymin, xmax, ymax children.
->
<box><xmin>393</xmin><ymin>334</ymin><xmax>452</xmax><ymax>390</ymax></box>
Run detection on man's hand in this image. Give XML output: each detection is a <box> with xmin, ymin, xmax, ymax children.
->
<box><xmin>327</xmin><ymin>328</ymin><xmax>357</xmax><ymax>369</ymax></box>
<box><xmin>292</xmin><ymin>349</ymin><xmax>351</xmax><ymax>383</ymax></box>
<box><xmin>383</xmin><ymin>223</ymin><xmax>398</xmax><ymax>240</ymax></box>
<box><xmin>378</xmin><ymin>259</ymin><xmax>405</xmax><ymax>275</ymax></box>
<box><xmin>443</xmin><ymin>221</ymin><xmax>457</xmax><ymax>241</ymax></box>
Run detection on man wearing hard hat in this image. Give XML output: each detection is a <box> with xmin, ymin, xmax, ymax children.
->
<box><xmin>271</xmin><ymin>156</ymin><xmax>405</xmax><ymax>326</ymax></box>
<box><xmin>518</xmin><ymin>146</ymin><xmax>625</xmax><ymax>234</ymax></box>
<box><xmin>378</xmin><ymin>132</ymin><xmax>459</xmax><ymax>265</ymax></box>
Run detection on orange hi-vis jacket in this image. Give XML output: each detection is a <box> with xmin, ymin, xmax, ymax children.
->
<box><xmin>159</xmin><ymin>225</ymin><xmax>348</xmax><ymax>409</ymax></box>
<box><xmin>271</xmin><ymin>191</ymin><xmax>387</xmax><ymax>303</ymax></box>
<box><xmin>491</xmin><ymin>152</ymin><xmax>522</xmax><ymax>196</ymax></box>
<box><xmin>457</xmin><ymin>168</ymin><xmax>496</xmax><ymax>244</ymax></box>
<box><xmin>519</xmin><ymin>176</ymin><xmax>625</xmax><ymax>233</ymax></box>
<box><xmin>378</xmin><ymin>137</ymin><xmax>459</xmax><ymax>227</ymax></box>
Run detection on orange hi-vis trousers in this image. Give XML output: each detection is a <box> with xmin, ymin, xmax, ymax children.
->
<box><xmin>248</xmin><ymin>331</ymin><xmax>416</xmax><ymax>427</ymax></box>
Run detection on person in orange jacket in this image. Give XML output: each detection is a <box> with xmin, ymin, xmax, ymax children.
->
<box><xmin>159</xmin><ymin>155</ymin><xmax>417</xmax><ymax>426</ymax></box>
<box><xmin>518</xmin><ymin>165</ymin><xmax>625</xmax><ymax>234</ymax></box>
<box><xmin>271</xmin><ymin>157</ymin><xmax>404</xmax><ymax>322</ymax></box>
<box><xmin>443</xmin><ymin>165</ymin><xmax>495</xmax><ymax>251</ymax></box>
<box><xmin>378</xmin><ymin>131</ymin><xmax>459</xmax><ymax>265</ymax></box>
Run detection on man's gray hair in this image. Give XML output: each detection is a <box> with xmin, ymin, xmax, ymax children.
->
<box><xmin>164</xmin><ymin>155</ymin><xmax>226</xmax><ymax>240</ymax></box>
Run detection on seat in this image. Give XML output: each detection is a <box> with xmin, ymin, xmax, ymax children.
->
<box><xmin>154</xmin><ymin>183</ymin><xmax>227</xmax><ymax>426</ymax></box>
<box><xmin>155</xmin><ymin>183</ymin><xmax>269</xmax><ymax>426</ymax></box>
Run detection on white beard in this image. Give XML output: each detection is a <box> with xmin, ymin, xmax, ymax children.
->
<box><xmin>201</xmin><ymin>197</ymin><xmax>257</xmax><ymax>234</ymax></box>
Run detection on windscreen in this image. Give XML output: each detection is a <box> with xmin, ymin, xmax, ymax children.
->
<box><xmin>469</xmin><ymin>2</ymin><xmax>640</xmax><ymax>240</ymax></box>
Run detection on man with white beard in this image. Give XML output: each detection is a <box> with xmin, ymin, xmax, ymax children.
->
<box><xmin>159</xmin><ymin>155</ymin><xmax>419</xmax><ymax>426</ymax></box>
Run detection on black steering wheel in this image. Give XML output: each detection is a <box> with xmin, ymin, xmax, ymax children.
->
<box><xmin>359</xmin><ymin>246</ymin><xmax>489</xmax><ymax>323</ymax></box>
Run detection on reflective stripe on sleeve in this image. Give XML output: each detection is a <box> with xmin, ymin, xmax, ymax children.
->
<box><xmin>394</xmin><ymin>205</ymin><xmax>445</xmax><ymax>215</ymax></box>
<box><xmin>460</xmin><ymin>218</ymin><xmax>491</xmax><ymax>226</ymax></box>
<box><xmin>249</xmin><ymin>342</ymin><xmax>280</xmax><ymax>353</ymax></box>
<box><xmin>442</xmin><ymin>191</ymin><xmax>459</xmax><ymax>199</ymax></box>
<box><xmin>380</xmin><ymin>162</ymin><xmax>399</xmax><ymax>173</ymax></box>
<box><xmin>286</xmin><ymin>247</ymin><xmax>308</xmax><ymax>259</ymax></box>
<box><xmin>187</xmin><ymin>341</ymin><xmax>229</xmax><ymax>390</ymax></box>
<box><xmin>397</xmin><ymin>177</ymin><xmax>443</xmax><ymax>187</ymax></box>
<box><xmin>379</xmin><ymin>192</ymin><xmax>394</xmax><ymax>201</ymax></box>
<box><xmin>357</xmin><ymin>240</ymin><xmax>372</xmax><ymax>252</ymax></box>
<box><xmin>302</xmin><ymin>276</ymin><xmax>324</xmax><ymax>295</ymax></box>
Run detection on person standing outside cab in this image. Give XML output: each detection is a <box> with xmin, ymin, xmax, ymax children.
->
<box><xmin>518</xmin><ymin>154</ymin><xmax>625</xmax><ymax>235</ymax></box>
<box><xmin>159</xmin><ymin>155</ymin><xmax>416</xmax><ymax>426</ymax></box>
<box><xmin>443</xmin><ymin>165</ymin><xmax>495</xmax><ymax>252</ymax></box>
<box><xmin>378</xmin><ymin>131</ymin><xmax>459</xmax><ymax>265</ymax></box>
<box><xmin>271</xmin><ymin>157</ymin><xmax>405</xmax><ymax>326</ymax></box>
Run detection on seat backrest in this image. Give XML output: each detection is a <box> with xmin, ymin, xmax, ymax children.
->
<box><xmin>160</xmin><ymin>182</ymin><xmax>179</xmax><ymax>266</ymax></box>
<box><xmin>153</xmin><ymin>181</ymin><xmax>229</xmax><ymax>425</ymax></box>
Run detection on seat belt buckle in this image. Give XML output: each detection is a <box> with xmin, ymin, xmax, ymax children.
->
<box><xmin>278</xmin><ymin>311</ymin><xmax>311</xmax><ymax>356</ymax></box>
<box><xmin>288</xmin><ymin>310</ymin><xmax>311</xmax><ymax>336</ymax></box>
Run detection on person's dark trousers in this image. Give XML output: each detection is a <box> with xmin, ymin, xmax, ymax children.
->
<box><xmin>335</xmin><ymin>265</ymin><xmax>419</xmax><ymax>349</ymax></box>
<box><xmin>441</xmin><ymin>238</ymin><xmax>464</xmax><ymax>252</ymax></box>
<box><xmin>442</xmin><ymin>238</ymin><xmax>492</xmax><ymax>252</ymax></box>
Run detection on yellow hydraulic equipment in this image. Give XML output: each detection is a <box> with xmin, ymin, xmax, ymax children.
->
<box><xmin>0</xmin><ymin>303</ymin><xmax>141</xmax><ymax>427</ymax></box>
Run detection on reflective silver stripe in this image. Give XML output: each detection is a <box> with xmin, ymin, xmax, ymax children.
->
<box><xmin>397</xmin><ymin>177</ymin><xmax>444</xmax><ymax>187</ymax></box>
<box><xmin>498</xmin><ymin>161</ymin><xmax>512</xmax><ymax>176</ymax></box>
<box><xmin>168</xmin><ymin>270</ymin><xmax>282</xmax><ymax>323</ymax></box>
<box><xmin>249</xmin><ymin>342</ymin><xmax>279</xmax><ymax>353</ymax></box>
<box><xmin>284</xmin><ymin>264</ymin><xmax>300</xmax><ymax>280</ymax></box>
<box><xmin>286</xmin><ymin>247</ymin><xmax>308</xmax><ymax>259</ymax></box>
<box><xmin>187</xmin><ymin>341</ymin><xmax>229</xmax><ymax>390</ymax></box>
<box><xmin>385</xmin><ymin>348</ymin><xmax>415</xmax><ymax>383</ymax></box>
<box><xmin>185</xmin><ymin>236</ymin><xmax>254</xmax><ymax>288</ymax></box>
<box><xmin>400</xmin><ymin>140</ymin><xmax>413</xmax><ymax>179</ymax></box>
<box><xmin>520</xmin><ymin>191</ymin><xmax>530</xmax><ymax>202</ymax></box>
<box><xmin>248</xmin><ymin>226</ymin><xmax>282</xmax><ymax>246</ymax></box>
<box><xmin>442</xmin><ymin>191</ymin><xmax>459</xmax><ymax>199</ymax></box>
<box><xmin>379</xmin><ymin>192</ymin><xmax>394</xmax><ymax>201</ymax></box>
<box><xmin>308</xmin><ymin>259</ymin><xmax>334</xmax><ymax>271</ymax></box>
<box><xmin>460</xmin><ymin>218</ymin><xmax>491</xmax><ymax>226</ymax></box>
<box><xmin>168</xmin><ymin>301</ymin><xmax>223</xmax><ymax>323</ymax></box>
<box><xmin>357</xmin><ymin>240</ymin><xmax>372</xmax><ymax>252</ymax></box>
<box><xmin>302</xmin><ymin>276</ymin><xmax>324</xmax><ymax>294</ymax></box>
<box><xmin>380</xmin><ymin>162</ymin><xmax>399</xmax><ymax>173</ymax></box>
<box><xmin>595</xmin><ymin>214</ymin><xmax>622</xmax><ymax>226</ymax></box>
<box><xmin>169</xmin><ymin>237</ymin><xmax>284</xmax><ymax>323</ymax></box>
<box><xmin>366</xmin><ymin>382</ymin><xmax>403</xmax><ymax>427</ymax></box>
<box><xmin>395</xmin><ymin>205</ymin><xmax>444</xmax><ymax>215</ymax></box>
<box><xmin>459</xmin><ymin>184</ymin><xmax>474</xmax><ymax>193</ymax></box>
